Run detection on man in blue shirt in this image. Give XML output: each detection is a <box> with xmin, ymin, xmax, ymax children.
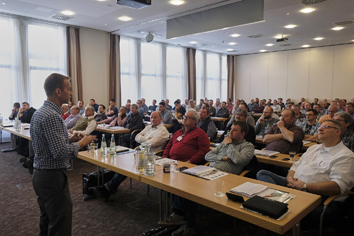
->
<box><xmin>31</xmin><ymin>73</ymin><xmax>95</xmax><ymax>236</ymax></box>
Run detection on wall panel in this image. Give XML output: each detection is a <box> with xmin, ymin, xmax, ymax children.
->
<box><xmin>235</xmin><ymin>55</ymin><xmax>251</xmax><ymax>101</ymax></box>
<box><xmin>267</xmin><ymin>51</ymin><xmax>288</xmax><ymax>101</ymax></box>
<box><xmin>249</xmin><ymin>53</ymin><xmax>268</xmax><ymax>100</ymax></box>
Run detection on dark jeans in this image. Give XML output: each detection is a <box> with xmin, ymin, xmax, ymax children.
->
<box><xmin>32</xmin><ymin>169</ymin><xmax>72</xmax><ymax>236</ymax></box>
<box><xmin>106</xmin><ymin>173</ymin><xmax>127</xmax><ymax>193</ymax></box>
<box><xmin>172</xmin><ymin>195</ymin><xmax>198</xmax><ymax>227</ymax></box>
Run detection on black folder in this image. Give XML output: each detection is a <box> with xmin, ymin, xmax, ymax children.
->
<box><xmin>242</xmin><ymin>195</ymin><xmax>288</xmax><ymax>219</ymax></box>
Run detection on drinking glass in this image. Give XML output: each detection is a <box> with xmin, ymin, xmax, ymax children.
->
<box><xmin>214</xmin><ymin>179</ymin><xmax>225</xmax><ymax>197</ymax></box>
<box><xmin>289</xmin><ymin>151</ymin><xmax>296</xmax><ymax>162</ymax></box>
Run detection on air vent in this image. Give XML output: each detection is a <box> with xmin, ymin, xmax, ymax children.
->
<box><xmin>334</xmin><ymin>20</ymin><xmax>354</xmax><ymax>26</ymax></box>
<box><xmin>247</xmin><ymin>34</ymin><xmax>264</xmax><ymax>39</ymax></box>
<box><xmin>279</xmin><ymin>44</ymin><xmax>292</xmax><ymax>47</ymax></box>
<box><xmin>299</xmin><ymin>0</ymin><xmax>328</xmax><ymax>5</ymax></box>
<box><xmin>49</xmin><ymin>14</ymin><xmax>73</xmax><ymax>21</ymax></box>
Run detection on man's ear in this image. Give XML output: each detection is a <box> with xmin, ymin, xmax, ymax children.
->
<box><xmin>55</xmin><ymin>88</ymin><xmax>61</xmax><ymax>97</ymax></box>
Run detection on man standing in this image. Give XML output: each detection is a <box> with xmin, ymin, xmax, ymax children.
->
<box><xmin>78</xmin><ymin>100</ymin><xmax>85</xmax><ymax>116</ymax></box>
<box><xmin>263</xmin><ymin>109</ymin><xmax>304</xmax><ymax>154</ymax></box>
<box><xmin>159</xmin><ymin>102</ymin><xmax>173</xmax><ymax>124</ymax></box>
<box><xmin>18</xmin><ymin>102</ymin><xmax>36</xmax><ymax>123</ymax></box>
<box><xmin>64</xmin><ymin>105</ymin><xmax>82</xmax><ymax>129</ymax></box>
<box><xmin>197</xmin><ymin>107</ymin><xmax>217</xmax><ymax>140</ymax></box>
<box><xmin>255</xmin><ymin>106</ymin><xmax>280</xmax><ymax>136</ymax></box>
<box><xmin>94</xmin><ymin>104</ymin><xmax>107</xmax><ymax>122</ymax></box>
<box><xmin>31</xmin><ymin>73</ymin><xmax>95</xmax><ymax>236</ymax></box>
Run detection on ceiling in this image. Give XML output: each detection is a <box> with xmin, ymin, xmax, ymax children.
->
<box><xmin>1</xmin><ymin>0</ymin><xmax>354</xmax><ymax>55</ymax></box>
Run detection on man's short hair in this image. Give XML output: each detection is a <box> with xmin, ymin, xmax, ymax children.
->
<box><xmin>201</xmin><ymin>107</ymin><xmax>209</xmax><ymax>115</ymax></box>
<box><xmin>334</xmin><ymin>111</ymin><xmax>352</xmax><ymax>124</ymax></box>
<box><xmin>283</xmin><ymin>108</ymin><xmax>295</xmax><ymax>118</ymax></box>
<box><xmin>200</xmin><ymin>99</ymin><xmax>204</xmax><ymax>102</ymax></box>
<box><xmin>221</xmin><ymin>101</ymin><xmax>226</xmax><ymax>105</ymax></box>
<box><xmin>240</xmin><ymin>102</ymin><xmax>249</xmax><ymax>112</ymax></box>
<box><xmin>174</xmin><ymin>100</ymin><xmax>180</xmax><ymax>105</ymax></box>
<box><xmin>347</xmin><ymin>102</ymin><xmax>354</xmax><ymax>108</ymax></box>
<box><xmin>159</xmin><ymin>102</ymin><xmax>166</xmax><ymax>107</ymax></box>
<box><xmin>90</xmin><ymin>99</ymin><xmax>95</xmax><ymax>102</ymax></box>
<box><xmin>44</xmin><ymin>73</ymin><xmax>70</xmax><ymax>97</ymax></box>
<box><xmin>322</xmin><ymin>119</ymin><xmax>343</xmax><ymax>135</ymax></box>
<box><xmin>232</xmin><ymin>120</ymin><xmax>249</xmax><ymax>137</ymax></box>
<box><xmin>14</xmin><ymin>102</ymin><xmax>20</xmax><ymax>109</ymax></box>
<box><xmin>209</xmin><ymin>99</ymin><xmax>213</xmax><ymax>102</ymax></box>
<box><xmin>153</xmin><ymin>99</ymin><xmax>157</xmax><ymax>102</ymax></box>
<box><xmin>131</xmin><ymin>104</ymin><xmax>138</xmax><ymax>109</ymax></box>
<box><xmin>292</xmin><ymin>104</ymin><xmax>300</xmax><ymax>109</ymax></box>
<box><xmin>78</xmin><ymin>100</ymin><xmax>83</xmax><ymax>103</ymax></box>
<box><xmin>22</xmin><ymin>102</ymin><xmax>29</xmax><ymax>106</ymax></box>
<box><xmin>189</xmin><ymin>99</ymin><xmax>194</xmax><ymax>103</ymax></box>
<box><xmin>187</xmin><ymin>109</ymin><xmax>200</xmax><ymax>121</ymax></box>
<box><xmin>99</xmin><ymin>104</ymin><xmax>106</xmax><ymax>110</ymax></box>
<box><xmin>120</xmin><ymin>106</ymin><xmax>127</xmax><ymax>112</ymax></box>
<box><xmin>308</xmin><ymin>109</ymin><xmax>317</xmax><ymax>116</ymax></box>
<box><xmin>216</xmin><ymin>98</ymin><xmax>220</xmax><ymax>101</ymax></box>
<box><xmin>237</xmin><ymin>108</ymin><xmax>248</xmax><ymax>117</ymax></box>
<box><xmin>110</xmin><ymin>98</ymin><xmax>115</xmax><ymax>103</ymax></box>
<box><xmin>86</xmin><ymin>106</ymin><xmax>95</xmax><ymax>112</ymax></box>
<box><xmin>73</xmin><ymin>106</ymin><xmax>80</xmax><ymax>111</ymax></box>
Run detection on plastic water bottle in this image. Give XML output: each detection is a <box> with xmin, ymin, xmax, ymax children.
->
<box><xmin>144</xmin><ymin>144</ymin><xmax>155</xmax><ymax>176</ymax></box>
<box><xmin>110</xmin><ymin>135</ymin><xmax>116</xmax><ymax>156</ymax></box>
<box><xmin>101</xmin><ymin>134</ymin><xmax>107</xmax><ymax>157</ymax></box>
<box><xmin>224</xmin><ymin>130</ymin><xmax>230</xmax><ymax>138</ymax></box>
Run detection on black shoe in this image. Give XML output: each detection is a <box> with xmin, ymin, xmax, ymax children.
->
<box><xmin>92</xmin><ymin>186</ymin><xmax>110</xmax><ymax>201</ymax></box>
<box><xmin>18</xmin><ymin>157</ymin><xmax>26</xmax><ymax>163</ymax></box>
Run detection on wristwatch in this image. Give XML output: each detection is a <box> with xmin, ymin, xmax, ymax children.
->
<box><xmin>302</xmin><ymin>183</ymin><xmax>308</xmax><ymax>192</ymax></box>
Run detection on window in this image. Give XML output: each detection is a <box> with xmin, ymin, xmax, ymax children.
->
<box><xmin>205</xmin><ymin>52</ymin><xmax>220</xmax><ymax>100</ymax></box>
<box><xmin>27</xmin><ymin>23</ymin><xmax>66</xmax><ymax>109</ymax></box>
<box><xmin>166</xmin><ymin>46</ymin><xmax>186</xmax><ymax>103</ymax></box>
<box><xmin>221</xmin><ymin>55</ymin><xmax>227</xmax><ymax>101</ymax></box>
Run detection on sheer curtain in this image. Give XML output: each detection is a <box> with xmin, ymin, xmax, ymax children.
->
<box><xmin>221</xmin><ymin>55</ymin><xmax>228</xmax><ymax>101</ymax></box>
<box><xmin>0</xmin><ymin>16</ymin><xmax>24</xmax><ymax>118</ymax></box>
<box><xmin>196</xmin><ymin>50</ymin><xmax>206</xmax><ymax>100</ymax></box>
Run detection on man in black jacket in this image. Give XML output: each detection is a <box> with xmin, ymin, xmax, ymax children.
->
<box><xmin>18</xmin><ymin>102</ymin><xmax>36</xmax><ymax>123</ymax></box>
<box><xmin>122</xmin><ymin>104</ymin><xmax>143</xmax><ymax>147</ymax></box>
<box><xmin>197</xmin><ymin>107</ymin><xmax>217</xmax><ymax>141</ymax></box>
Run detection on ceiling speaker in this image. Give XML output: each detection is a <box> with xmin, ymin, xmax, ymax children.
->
<box><xmin>145</xmin><ymin>33</ymin><xmax>154</xmax><ymax>43</ymax></box>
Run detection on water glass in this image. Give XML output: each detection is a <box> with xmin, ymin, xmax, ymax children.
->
<box><xmin>171</xmin><ymin>161</ymin><xmax>179</xmax><ymax>173</ymax></box>
<box><xmin>289</xmin><ymin>151</ymin><xmax>296</xmax><ymax>162</ymax></box>
<box><xmin>214</xmin><ymin>179</ymin><xmax>225</xmax><ymax>197</ymax></box>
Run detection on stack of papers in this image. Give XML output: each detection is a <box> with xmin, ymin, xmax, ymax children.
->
<box><xmin>254</xmin><ymin>150</ymin><xmax>279</xmax><ymax>157</ymax></box>
<box><xmin>230</xmin><ymin>182</ymin><xmax>269</xmax><ymax>197</ymax></box>
<box><xmin>302</xmin><ymin>140</ymin><xmax>311</xmax><ymax>145</ymax></box>
<box><xmin>155</xmin><ymin>158</ymin><xmax>177</xmax><ymax>166</ymax></box>
<box><xmin>182</xmin><ymin>165</ymin><xmax>228</xmax><ymax>180</ymax></box>
<box><xmin>109</xmin><ymin>126</ymin><xmax>125</xmax><ymax>130</ymax></box>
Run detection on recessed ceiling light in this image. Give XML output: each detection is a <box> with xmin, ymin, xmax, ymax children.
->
<box><xmin>266</xmin><ymin>44</ymin><xmax>274</xmax><ymax>46</ymax></box>
<box><xmin>97</xmin><ymin>0</ymin><xmax>107</xmax><ymax>1</ymax></box>
<box><xmin>2</xmin><ymin>3</ymin><xmax>5</xmax><ymax>5</ymax></box>
<box><xmin>302</xmin><ymin>45</ymin><xmax>310</xmax><ymax>48</ymax></box>
<box><xmin>118</xmin><ymin>16</ymin><xmax>132</xmax><ymax>21</ymax></box>
<box><xmin>314</xmin><ymin>37</ymin><xmax>324</xmax><ymax>40</ymax></box>
<box><xmin>227</xmin><ymin>49</ymin><xmax>235</xmax><ymax>52</ymax></box>
<box><xmin>300</xmin><ymin>8</ymin><xmax>315</xmax><ymax>13</ymax></box>
<box><xmin>61</xmin><ymin>10</ymin><xmax>75</xmax><ymax>16</ymax></box>
<box><xmin>230</xmin><ymin>34</ymin><xmax>240</xmax><ymax>37</ymax></box>
<box><xmin>228</xmin><ymin>42</ymin><xmax>237</xmax><ymax>45</ymax></box>
<box><xmin>189</xmin><ymin>41</ymin><xmax>198</xmax><ymax>44</ymax></box>
<box><xmin>170</xmin><ymin>0</ymin><xmax>184</xmax><ymax>5</ymax></box>
<box><xmin>332</xmin><ymin>26</ymin><xmax>344</xmax><ymax>31</ymax></box>
<box><xmin>105</xmin><ymin>24</ymin><xmax>107</xmax><ymax>25</ymax></box>
<box><xmin>285</xmin><ymin>24</ymin><xmax>297</xmax><ymax>29</ymax></box>
<box><xmin>274</xmin><ymin>35</ymin><xmax>283</xmax><ymax>39</ymax></box>
<box><xmin>259</xmin><ymin>50</ymin><xmax>266</xmax><ymax>52</ymax></box>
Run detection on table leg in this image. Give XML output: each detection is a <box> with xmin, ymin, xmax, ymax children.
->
<box><xmin>1</xmin><ymin>133</ymin><xmax>16</xmax><ymax>152</ymax></box>
<box><xmin>292</xmin><ymin>222</ymin><xmax>300</xmax><ymax>236</ymax></box>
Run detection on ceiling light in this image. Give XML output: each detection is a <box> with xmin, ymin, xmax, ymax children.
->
<box><xmin>266</xmin><ymin>44</ymin><xmax>274</xmax><ymax>46</ymax></box>
<box><xmin>302</xmin><ymin>45</ymin><xmax>310</xmax><ymax>48</ymax></box>
<box><xmin>314</xmin><ymin>37</ymin><xmax>324</xmax><ymax>40</ymax></box>
<box><xmin>170</xmin><ymin>0</ymin><xmax>184</xmax><ymax>5</ymax></box>
<box><xmin>230</xmin><ymin>34</ymin><xmax>240</xmax><ymax>37</ymax></box>
<box><xmin>2</xmin><ymin>3</ymin><xmax>5</xmax><ymax>5</ymax></box>
<box><xmin>189</xmin><ymin>41</ymin><xmax>198</xmax><ymax>44</ymax></box>
<box><xmin>61</xmin><ymin>10</ymin><xmax>75</xmax><ymax>16</ymax></box>
<box><xmin>352</xmin><ymin>40</ymin><xmax>354</xmax><ymax>42</ymax></box>
<box><xmin>300</xmin><ymin>8</ymin><xmax>315</xmax><ymax>13</ymax></box>
<box><xmin>259</xmin><ymin>50</ymin><xmax>266</xmax><ymax>52</ymax></box>
<box><xmin>105</xmin><ymin>24</ymin><xmax>107</xmax><ymax>25</ymax></box>
<box><xmin>228</xmin><ymin>42</ymin><xmax>237</xmax><ymax>45</ymax></box>
<box><xmin>118</xmin><ymin>16</ymin><xmax>132</xmax><ymax>21</ymax></box>
<box><xmin>332</xmin><ymin>26</ymin><xmax>344</xmax><ymax>31</ymax></box>
<box><xmin>227</xmin><ymin>49</ymin><xmax>235</xmax><ymax>52</ymax></box>
<box><xmin>285</xmin><ymin>24</ymin><xmax>297</xmax><ymax>29</ymax></box>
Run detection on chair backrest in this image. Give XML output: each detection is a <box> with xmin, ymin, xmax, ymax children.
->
<box><xmin>167</xmin><ymin>119</ymin><xmax>182</xmax><ymax>134</ymax></box>
<box><xmin>242</xmin><ymin>155</ymin><xmax>260</xmax><ymax>179</ymax></box>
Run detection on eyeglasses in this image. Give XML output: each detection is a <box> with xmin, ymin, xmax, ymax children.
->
<box><xmin>184</xmin><ymin>116</ymin><xmax>194</xmax><ymax>120</ymax></box>
<box><xmin>318</xmin><ymin>126</ymin><xmax>338</xmax><ymax>130</ymax></box>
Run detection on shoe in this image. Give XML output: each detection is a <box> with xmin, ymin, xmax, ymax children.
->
<box><xmin>92</xmin><ymin>186</ymin><xmax>110</xmax><ymax>201</ymax></box>
<box><xmin>171</xmin><ymin>225</ymin><xmax>196</xmax><ymax>236</ymax></box>
<box><xmin>18</xmin><ymin>157</ymin><xmax>26</xmax><ymax>163</ymax></box>
<box><xmin>158</xmin><ymin>212</ymin><xmax>186</xmax><ymax>227</ymax></box>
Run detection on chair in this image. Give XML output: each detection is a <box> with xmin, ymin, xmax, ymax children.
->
<box><xmin>155</xmin><ymin>150</ymin><xmax>164</xmax><ymax>156</ymax></box>
<box><xmin>130</xmin><ymin>129</ymin><xmax>143</xmax><ymax>149</ymax></box>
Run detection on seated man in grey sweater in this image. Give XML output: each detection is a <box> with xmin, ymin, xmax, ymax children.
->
<box><xmin>255</xmin><ymin>106</ymin><xmax>280</xmax><ymax>136</ymax></box>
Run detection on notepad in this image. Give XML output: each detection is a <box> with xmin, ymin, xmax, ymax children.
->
<box><xmin>254</xmin><ymin>149</ymin><xmax>280</xmax><ymax>157</ymax></box>
<box><xmin>230</xmin><ymin>182</ymin><xmax>269</xmax><ymax>198</ymax></box>
<box><xmin>115</xmin><ymin>146</ymin><xmax>130</xmax><ymax>153</ymax></box>
<box><xmin>182</xmin><ymin>165</ymin><xmax>228</xmax><ymax>180</ymax></box>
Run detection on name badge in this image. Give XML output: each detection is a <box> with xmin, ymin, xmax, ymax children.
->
<box><xmin>177</xmin><ymin>136</ymin><xmax>183</xmax><ymax>141</ymax></box>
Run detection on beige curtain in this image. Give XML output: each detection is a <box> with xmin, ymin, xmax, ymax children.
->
<box><xmin>66</xmin><ymin>27</ymin><xmax>83</xmax><ymax>103</ymax></box>
<box><xmin>186</xmin><ymin>48</ymin><xmax>196</xmax><ymax>100</ymax></box>
<box><xmin>109</xmin><ymin>34</ymin><xmax>121</xmax><ymax>106</ymax></box>
<box><xmin>227</xmin><ymin>55</ymin><xmax>235</xmax><ymax>100</ymax></box>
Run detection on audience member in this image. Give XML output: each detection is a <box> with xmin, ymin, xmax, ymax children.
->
<box><xmin>137</xmin><ymin>100</ymin><xmax>145</xmax><ymax>116</ymax></box>
<box><xmin>109</xmin><ymin>106</ymin><xmax>127</xmax><ymax>127</ymax></box>
<box><xmin>182</xmin><ymin>99</ymin><xmax>189</xmax><ymax>109</ymax></box>
<box><xmin>126</xmin><ymin>103</ymin><xmax>131</xmax><ymax>115</ymax></box>
<box><xmin>9</xmin><ymin>102</ymin><xmax>20</xmax><ymax>120</ymax></box>
<box><xmin>165</xmin><ymin>99</ymin><xmax>172</xmax><ymax>111</ymax></box>
<box><xmin>197</xmin><ymin>107</ymin><xmax>217</xmax><ymax>140</ymax></box>
<box><xmin>255</xmin><ymin>97</ymin><xmax>259</xmax><ymax>105</ymax></box>
<box><xmin>278</xmin><ymin>98</ymin><xmax>285</xmax><ymax>110</ymax></box>
<box><xmin>174</xmin><ymin>100</ymin><xmax>186</xmax><ymax>119</ymax></box>
<box><xmin>198</xmin><ymin>99</ymin><xmax>204</xmax><ymax>109</ymax></box>
<box><xmin>313</xmin><ymin>104</ymin><xmax>324</xmax><ymax>122</ymax></box>
<box><xmin>253</xmin><ymin>100</ymin><xmax>265</xmax><ymax>113</ymax></box>
<box><xmin>271</xmin><ymin>100</ymin><xmax>281</xmax><ymax>113</ymax></box>
<box><xmin>186</xmin><ymin>99</ymin><xmax>200</xmax><ymax>112</ymax></box>
<box><xmin>68</xmin><ymin>106</ymin><xmax>97</xmax><ymax>136</ymax></box>
<box><xmin>149</xmin><ymin>99</ymin><xmax>157</xmax><ymax>112</ymax></box>
<box><xmin>61</xmin><ymin>104</ymin><xmax>69</xmax><ymax>120</ymax></box>
<box><xmin>94</xmin><ymin>104</ymin><xmax>107</xmax><ymax>122</ymax></box>
<box><xmin>298</xmin><ymin>97</ymin><xmax>305</xmax><ymax>106</ymax></box>
<box><xmin>140</xmin><ymin>98</ymin><xmax>148</xmax><ymax>114</ymax></box>
<box><xmin>78</xmin><ymin>100</ymin><xmax>85</xmax><ymax>115</ymax></box>
<box><xmin>122</xmin><ymin>104</ymin><xmax>144</xmax><ymax>147</ymax></box>
<box><xmin>159</xmin><ymin>102</ymin><xmax>172</xmax><ymax>124</ymax></box>
<box><xmin>263</xmin><ymin>109</ymin><xmax>304</xmax><ymax>154</ymax></box>
<box><xmin>291</xmin><ymin>104</ymin><xmax>306</xmax><ymax>127</ymax></box>
<box><xmin>216</xmin><ymin>101</ymin><xmax>229</xmax><ymax>118</ymax></box>
<box><xmin>301</xmin><ymin>109</ymin><xmax>320</xmax><ymax>142</ymax></box>
<box><xmin>226</xmin><ymin>98</ymin><xmax>234</xmax><ymax>115</ymax></box>
<box><xmin>215</xmin><ymin>98</ymin><xmax>221</xmax><ymax>114</ymax></box>
<box><xmin>326</xmin><ymin>104</ymin><xmax>338</xmax><ymax>119</ymax></box>
<box><xmin>333</xmin><ymin>112</ymin><xmax>354</xmax><ymax>152</ymax></box>
<box><xmin>248</xmin><ymin>99</ymin><xmax>257</xmax><ymax>112</ymax></box>
<box><xmin>105</xmin><ymin>99</ymin><xmax>119</xmax><ymax>118</ymax></box>
<box><xmin>345</xmin><ymin>102</ymin><xmax>354</xmax><ymax>131</ymax></box>
<box><xmin>301</xmin><ymin>102</ymin><xmax>312</xmax><ymax>115</ymax></box>
<box><xmin>64</xmin><ymin>106</ymin><xmax>81</xmax><ymax>129</ymax></box>
<box><xmin>67</xmin><ymin>101</ymin><xmax>73</xmax><ymax>114</ymax></box>
<box><xmin>18</xmin><ymin>102</ymin><xmax>36</xmax><ymax>123</ymax></box>
<box><xmin>227</xmin><ymin>103</ymin><xmax>255</xmax><ymax>128</ymax></box>
<box><xmin>89</xmin><ymin>99</ymin><xmax>99</xmax><ymax>112</ymax></box>
<box><xmin>208</xmin><ymin>99</ymin><xmax>216</xmax><ymax>117</ymax></box>
<box><xmin>311</xmin><ymin>98</ymin><xmax>319</xmax><ymax>107</ymax></box>
<box><xmin>255</xmin><ymin>106</ymin><xmax>280</xmax><ymax>136</ymax></box>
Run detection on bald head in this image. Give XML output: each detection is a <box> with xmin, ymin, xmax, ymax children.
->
<box><xmin>150</xmin><ymin>111</ymin><xmax>162</xmax><ymax>126</ymax></box>
<box><xmin>328</xmin><ymin>105</ymin><xmax>338</xmax><ymax>118</ymax></box>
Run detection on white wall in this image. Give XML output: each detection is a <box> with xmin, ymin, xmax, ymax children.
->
<box><xmin>80</xmin><ymin>28</ymin><xmax>109</xmax><ymax>106</ymax></box>
<box><xmin>235</xmin><ymin>44</ymin><xmax>354</xmax><ymax>104</ymax></box>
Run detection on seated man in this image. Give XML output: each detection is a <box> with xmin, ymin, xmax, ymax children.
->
<box><xmin>218</xmin><ymin>109</ymin><xmax>256</xmax><ymax>145</ymax></box>
<box><xmin>67</xmin><ymin>101</ymin><xmax>73</xmax><ymax>114</ymax></box>
<box><xmin>89</xmin><ymin>99</ymin><xmax>99</xmax><ymax>112</ymax></box>
<box><xmin>198</xmin><ymin>99</ymin><xmax>204</xmax><ymax>109</ymax></box>
<box><xmin>333</xmin><ymin>111</ymin><xmax>354</xmax><ymax>152</ymax></box>
<box><xmin>263</xmin><ymin>109</ymin><xmax>304</xmax><ymax>154</ymax></box>
<box><xmin>78</xmin><ymin>100</ymin><xmax>85</xmax><ymax>116</ymax></box>
<box><xmin>257</xmin><ymin>119</ymin><xmax>354</xmax><ymax>230</ymax></box>
<box><xmin>109</xmin><ymin>106</ymin><xmax>128</xmax><ymax>127</ymax></box>
<box><xmin>165</xmin><ymin>99</ymin><xmax>172</xmax><ymax>111</ymax></box>
<box><xmin>227</xmin><ymin>103</ymin><xmax>255</xmax><ymax>128</ymax></box>
<box><xmin>226</xmin><ymin>98</ymin><xmax>234</xmax><ymax>115</ymax></box>
<box><xmin>68</xmin><ymin>106</ymin><xmax>97</xmax><ymax>136</ymax></box>
<box><xmin>253</xmin><ymin>100</ymin><xmax>265</xmax><ymax>113</ymax></box>
<box><xmin>126</xmin><ymin>103</ymin><xmax>131</xmax><ymax>115</ymax></box>
<box><xmin>313</xmin><ymin>103</ymin><xmax>324</xmax><ymax>122</ymax></box>
<box><xmin>98</xmin><ymin>99</ymin><xmax>119</xmax><ymax>124</ymax></box>
<box><xmin>216</xmin><ymin>101</ymin><xmax>229</xmax><ymax>118</ymax></box>
<box><xmin>208</xmin><ymin>99</ymin><xmax>216</xmax><ymax>117</ymax></box>
<box><xmin>182</xmin><ymin>99</ymin><xmax>189</xmax><ymax>109</ymax></box>
<box><xmin>255</xmin><ymin>106</ymin><xmax>280</xmax><ymax>136</ymax></box>
<box><xmin>162</xmin><ymin>109</ymin><xmax>210</xmax><ymax>163</ymax></box>
<box><xmin>92</xmin><ymin>111</ymin><xmax>169</xmax><ymax>201</ymax></box>
<box><xmin>186</xmin><ymin>99</ymin><xmax>200</xmax><ymax>112</ymax></box>
<box><xmin>9</xmin><ymin>102</ymin><xmax>20</xmax><ymax>120</ymax></box>
<box><xmin>248</xmin><ymin>99</ymin><xmax>257</xmax><ymax>112</ymax></box>
<box><xmin>61</xmin><ymin>104</ymin><xmax>69</xmax><ymax>120</ymax></box>
<box><xmin>174</xmin><ymin>100</ymin><xmax>186</xmax><ymax>119</ymax></box>
<box><xmin>278</xmin><ymin>98</ymin><xmax>285</xmax><ymax>110</ymax></box>
<box><xmin>271</xmin><ymin>100</ymin><xmax>281</xmax><ymax>113</ymax></box>
<box><xmin>137</xmin><ymin>100</ymin><xmax>145</xmax><ymax>116</ymax></box>
<box><xmin>215</xmin><ymin>99</ymin><xmax>221</xmax><ymax>114</ymax></box>
<box><xmin>159</xmin><ymin>102</ymin><xmax>173</xmax><ymax>124</ymax></box>
<box><xmin>94</xmin><ymin>104</ymin><xmax>107</xmax><ymax>122</ymax></box>
<box><xmin>64</xmin><ymin>105</ymin><xmax>82</xmax><ymax>129</ymax></box>
<box><xmin>345</xmin><ymin>102</ymin><xmax>354</xmax><ymax>131</ymax></box>
<box><xmin>141</xmin><ymin>98</ymin><xmax>149</xmax><ymax>114</ymax></box>
<box><xmin>159</xmin><ymin>121</ymin><xmax>254</xmax><ymax>235</ymax></box>
<box><xmin>197</xmin><ymin>107</ymin><xmax>217</xmax><ymax>140</ymax></box>
<box><xmin>301</xmin><ymin>109</ymin><xmax>320</xmax><ymax>142</ymax></box>
<box><xmin>122</xmin><ymin>104</ymin><xmax>144</xmax><ymax>147</ymax></box>
<box><xmin>149</xmin><ymin>99</ymin><xmax>157</xmax><ymax>112</ymax></box>
<box><xmin>292</xmin><ymin>104</ymin><xmax>306</xmax><ymax>127</ymax></box>
<box><xmin>327</xmin><ymin>104</ymin><xmax>338</xmax><ymax>119</ymax></box>
<box><xmin>18</xmin><ymin>102</ymin><xmax>36</xmax><ymax>123</ymax></box>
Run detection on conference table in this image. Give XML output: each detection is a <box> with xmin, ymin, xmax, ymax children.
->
<box><xmin>0</xmin><ymin>124</ymin><xmax>33</xmax><ymax>156</ymax></box>
<box><xmin>77</xmin><ymin>150</ymin><xmax>321</xmax><ymax>235</ymax></box>
<box><xmin>95</xmin><ymin>125</ymin><xmax>130</xmax><ymax>145</ymax></box>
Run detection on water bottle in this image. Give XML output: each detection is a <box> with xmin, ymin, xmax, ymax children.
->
<box><xmin>224</xmin><ymin>130</ymin><xmax>230</xmax><ymax>138</ymax></box>
<box><xmin>101</xmin><ymin>134</ymin><xmax>107</xmax><ymax>157</ymax></box>
<box><xmin>15</xmin><ymin>117</ymin><xmax>21</xmax><ymax>132</ymax></box>
<box><xmin>144</xmin><ymin>144</ymin><xmax>155</xmax><ymax>176</ymax></box>
<box><xmin>110</xmin><ymin>135</ymin><xmax>116</xmax><ymax>156</ymax></box>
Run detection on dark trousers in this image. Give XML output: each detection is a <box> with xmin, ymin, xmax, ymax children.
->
<box><xmin>172</xmin><ymin>195</ymin><xmax>198</xmax><ymax>227</ymax></box>
<box><xmin>106</xmin><ymin>173</ymin><xmax>127</xmax><ymax>193</ymax></box>
<box><xmin>32</xmin><ymin>169</ymin><xmax>72</xmax><ymax>236</ymax></box>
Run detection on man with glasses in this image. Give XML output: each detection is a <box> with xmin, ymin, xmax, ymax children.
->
<box><xmin>313</xmin><ymin>103</ymin><xmax>324</xmax><ymax>122</ymax></box>
<box><xmin>300</xmin><ymin>109</ymin><xmax>320</xmax><ymax>142</ymax></box>
<box><xmin>333</xmin><ymin>112</ymin><xmax>354</xmax><ymax>152</ymax></box>
<box><xmin>263</xmin><ymin>109</ymin><xmax>304</xmax><ymax>154</ymax></box>
<box><xmin>255</xmin><ymin>106</ymin><xmax>279</xmax><ymax>136</ymax></box>
<box><xmin>257</xmin><ymin>119</ymin><xmax>354</xmax><ymax>230</ymax></box>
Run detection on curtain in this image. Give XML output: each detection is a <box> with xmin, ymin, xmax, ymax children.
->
<box><xmin>227</xmin><ymin>55</ymin><xmax>235</xmax><ymax>100</ymax></box>
<box><xmin>109</xmin><ymin>34</ymin><xmax>121</xmax><ymax>106</ymax></box>
<box><xmin>186</xmin><ymin>48</ymin><xmax>196</xmax><ymax>100</ymax></box>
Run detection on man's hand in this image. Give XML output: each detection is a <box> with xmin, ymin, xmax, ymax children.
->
<box><xmin>291</xmin><ymin>179</ymin><xmax>305</xmax><ymax>190</ymax></box>
<box><xmin>222</xmin><ymin>156</ymin><xmax>232</xmax><ymax>163</ymax></box>
<box><xmin>78</xmin><ymin>135</ymin><xmax>97</xmax><ymax>149</ymax></box>
<box><xmin>118</xmin><ymin>112</ymin><xmax>122</xmax><ymax>117</ymax></box>
<box><xmin>223</xmin><ymin>136</ymin><xmax>232</xmax><ymax>145</ymax></box>
<box><xmin>258</xmin><ymin>117</ymin><xmax>264</xmax><ymax>124</ymax></box>
<box><xmin>69</xmin><ymin>133</ymin><xmax>83</xmax><ymax>143</ymax></box>
<box><xmin>185</xmin><ymin>160</ymin><xmax>191</xmax><ymax>163</ymax></box>
<box><xmin>19</xmin><ymin>108</ymin><xmax>23</xmax><ymax>113</ymax></box>
<box><xmin>286</xmin><ymin>176</ymin><xmax>297</xmax><ymax>188</ymax></box>
<box><xmin>12</xmin><ymin>108</ymin><xmax>15</xmax><ymax>113</ymax></box>
<box><xmin>68</xmin><ymin>129</ymin><xmax>73</xmax><ymax>134</ymax></box>
<box><xmin>277</xmin><ymin>120</ymin><xmax>285</xmax><ymax>129</ymax></box>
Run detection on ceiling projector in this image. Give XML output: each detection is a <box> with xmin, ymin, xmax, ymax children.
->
<box><xmin>276</xmin><ymin>37</ymin><xmax>288</xmax><ymax>42</ymax></box>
